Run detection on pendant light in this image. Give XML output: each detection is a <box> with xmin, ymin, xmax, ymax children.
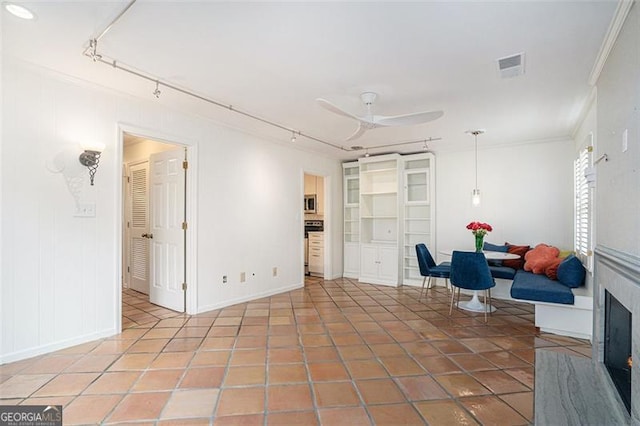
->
<box><xmin>467</xmin><ymin>130</ymin><xmax>485</xmax><ymax>206</ymax></box>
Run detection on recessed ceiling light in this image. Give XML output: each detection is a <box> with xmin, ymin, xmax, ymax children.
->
<box><xmin>5</xmin><ymin>3</ymin><xmax>35</xmax><ymax>20</ymax></box>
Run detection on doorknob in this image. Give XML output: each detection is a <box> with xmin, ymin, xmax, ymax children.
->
<box><xmin>141</xmin><ymin>233</ymin><xmax>154</xmax><ymax>239</ymax></box>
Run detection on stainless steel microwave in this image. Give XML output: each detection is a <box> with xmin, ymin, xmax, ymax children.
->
<box><xmin>304</xmin><ymin>194</ymin><xmax>316</xmax><ymax>213</ymax></box>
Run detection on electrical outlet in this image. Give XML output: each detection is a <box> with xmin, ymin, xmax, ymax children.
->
<box><xmin>222</xmin><ymin>275</ymin><xmax>227</xmax><ymax>284</ymax></box>
<box><xmin>74</xmin><ymin>202</ymin><xmax>96</xmax><ymax>217</ymax></box>
<box><xmin>240</xmin><ymin>272</ymin><xmax>246</xmax><ymax>283</ymax></box>
<box><xmin>272</xmin><ymin>267</ymin><xmax>278</xmax><ymax>277</ymax></box>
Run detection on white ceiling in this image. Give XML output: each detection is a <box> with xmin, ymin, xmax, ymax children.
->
<box><xmin>3</xmin><ymin>1</ymin><xmax>617</xmax><ymax>159</ymax></box>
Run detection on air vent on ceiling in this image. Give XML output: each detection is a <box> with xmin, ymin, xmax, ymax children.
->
<box><xmin>497</xmin><ymin>52</ymin><xmax>525</xmax><ymax>78</ymax></box>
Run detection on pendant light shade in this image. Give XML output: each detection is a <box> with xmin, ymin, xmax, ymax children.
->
<box><xmin>472</xmin><ymin>188</ymin><xmax>481</xmax><ymax>206</ymax></box>
<box><xmin>467</xmin><ymin>130</ymin><xmax>485</xmax><ymax>207</ymax></box>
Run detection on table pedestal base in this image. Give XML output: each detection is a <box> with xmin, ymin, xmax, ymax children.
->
<box><xmin>457</xmin><ymin>291</ymin><xmax>496</xmax><ymax>313</ymax></box>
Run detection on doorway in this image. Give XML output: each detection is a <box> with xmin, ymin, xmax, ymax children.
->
<box><xmin>122</xmin><ymin>132</ymin><xmax>187</xmax><ymax>326</ymax></box>
<box><xmin>303</xmin><ymin>172</ymin><xmax>326</xmax><ymax>279</ymax></box>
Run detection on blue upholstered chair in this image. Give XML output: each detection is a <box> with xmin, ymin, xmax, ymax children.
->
<box><xmin>449</xmin><ymin>251</ymin><xmax>496</xmax><ymax>322</ymax></box>
<box><xmin>415</xmin><ymin>244</ymin><xmax>451</xmax><ymax>299</ymax></box>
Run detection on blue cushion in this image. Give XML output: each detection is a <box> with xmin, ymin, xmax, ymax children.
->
<box><xmin>556</xmin><ymin>254</ymin><xmax>586</xmax><ymax>288</ymax></box>
<box><xmin>489</xmin><ymin>266</ymin><xmax>516</xmax><ymax>280</ymax></box>
<box><xmin>510</xmin><ymin>270</ymin><xmax>574</xmax><ymax>304</ymax></box>
<box><xmin>484</xmin><ymin>242</ymin><xmax>507</xmax><ymax>266</ymax></box>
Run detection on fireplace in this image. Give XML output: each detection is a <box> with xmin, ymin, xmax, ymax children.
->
<box><xmin>604</xmin><ymin>290</ymin><xmax>632</xmax><ymax>414</ymax></box>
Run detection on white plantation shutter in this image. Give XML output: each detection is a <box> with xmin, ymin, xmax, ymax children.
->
<box><xmin>574</xmin><ymin>145</ymin><xmax>592</xmax><ymax>268</ymax></box>
<box><xmin>131</xmin><ymin>168</ymin><xmax>148</xmax><ymax>228</ymax></box>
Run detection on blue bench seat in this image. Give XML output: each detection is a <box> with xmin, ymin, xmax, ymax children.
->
<box><xmin>489</xmin><ymin>266</ymin><xmax>516</xmax><ymax>280</ymax></box>
<box><xmin>510</xmin><ymin>270</ymin><xmax>574</xmax><ymax>305</ymax></box>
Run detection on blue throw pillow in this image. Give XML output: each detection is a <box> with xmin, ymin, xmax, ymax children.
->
<box><xmin>556</xmin><ymin>254</ymin><xmax>586</xmax><ymax>288</ymax></box>
<box><xmin>484</xmin><ymin>242</ymin><xmax>507</xmax><ymax>252</ymax></box>
<box><xmin>483</xmin><ymin>242</ymin><xmax>507</xmax><ymax>266</ymax></box>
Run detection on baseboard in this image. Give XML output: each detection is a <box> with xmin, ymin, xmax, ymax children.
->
<box><xmin>197</xmin><ymin>283</ymin><xmax>304</xmax><ymax>314</ymax></box>
<box><xmin>1</xmin><ymin>328</ymin><xmax>118</xmax><ymax>365</ymax></box>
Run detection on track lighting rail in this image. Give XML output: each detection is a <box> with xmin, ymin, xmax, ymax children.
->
<box><xmin>82</xmin><ymin>0</ymin><xmax>441</xmax><ymax>155</ymax></box>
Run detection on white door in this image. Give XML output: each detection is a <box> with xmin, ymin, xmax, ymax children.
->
<box><xmin>129</xmin><ymin>162</ymin><xmax>150</xmax><ymax>294</ymax></box>
<box><xmin>149</xmin><ymin>148</ymin><xmax>185</xmax><ymax>312</ymax></box>
<box><xmin>360</xmin><ymin>244</ymin><xmax>379</xmax><ymax>279</ymax></box>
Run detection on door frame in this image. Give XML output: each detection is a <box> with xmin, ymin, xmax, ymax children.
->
<box><xmin>115</xmin><ymin>123</ymin><xmax>199</xmax><ymax>331</ymax></box>
<box><xmin>301</xmin><ymin>169</ymin><xmax>332</xmax><ymax>281</ymax></box>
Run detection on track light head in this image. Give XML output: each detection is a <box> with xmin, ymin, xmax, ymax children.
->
<box><xmin>291</xmin><ymin>131</ymin><xmax>297</xmax><ymax>143</ymax></box>
<box><xmin>153</xmin><ymin>81</ymin><xmax>161</xmax><ymax>98</ymax></box>
<box><xmin>88</xmin><ymin>39</ymin><xmax>102</xmax><ymax>62</ymax></box>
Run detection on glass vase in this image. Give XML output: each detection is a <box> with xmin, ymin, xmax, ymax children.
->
<box><xmin>475</xmin><ymin>234</ymin><xmax>484</xmax><ymax>253</ymax></box>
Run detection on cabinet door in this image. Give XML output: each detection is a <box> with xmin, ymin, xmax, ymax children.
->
<box><xmin>344</xmin><ymin>242</ymin><xmax>360</xmax><ymax>277</ymax></box>
<box><xmin>360</xmin><ymin>245</ymin><xmax>379</xmax><ymax>279</ymax></box>
<box><xmin>304</xmin><ymin>174</ymin><xmax>316</xmax><ymax>194</ymax></box>
<box><xmin>404</xmin><ymin>169</ymin><xmax>429</xmax><ymax>204</ymax></box>
<box><xmin>378</xmin><ymin>246</ymin><xmax>399</xmax><ymax>282</ymax></box>
<box><xmin>345</xmin><ymin>176</ymin><xmax>359</xmax><ymax>206</ymax></box>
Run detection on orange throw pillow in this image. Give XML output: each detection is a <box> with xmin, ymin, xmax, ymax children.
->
<box><xmin>545</xmin><ymin>257</ymin><xmax>564</xmax><ymax>280</ymax></box>
<box><xmin>524</xmin><ymin>244</ymin><xmax>561</xmax><ymax>274</ymax></box>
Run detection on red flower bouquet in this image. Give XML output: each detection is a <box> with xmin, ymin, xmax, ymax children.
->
<box><xmin>466</xmin><ymin>222</ymin><xmax>493</xmax><ymax>252</ymax></box>
<box><xmin>466</xmin><ymin>221</ymin><xmax>493</xmax><ymax>237</ymax></box>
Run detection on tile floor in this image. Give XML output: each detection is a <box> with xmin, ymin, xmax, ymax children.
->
<box><xmin>122</xmin><ymin>289</ymin><xmax>184</xmax><ymax>329</ymax></box>
<box><xmin>0</xmin><ymin>277</ymin><xmax>592</xmax><ymax>425</ymax></box>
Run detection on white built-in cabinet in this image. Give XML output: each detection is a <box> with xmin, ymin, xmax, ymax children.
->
<box><xmin>342</xmin><ymin>153</ymin><xmax>435</xmax><ymax>287</ymax></box>
<box><xmin>358</xmin><ymin>154</ymin><xmax>401</xmax><ymax>286</ymax></box>
<box><xmin>402</xmin><ymin>153</ymin><xmax>436</xmax><ymax>286</ymax></box>
<box><xmin>342</xmin><ymin>162</ymin><xmax>360</xmax><ymax>278</ymax></box>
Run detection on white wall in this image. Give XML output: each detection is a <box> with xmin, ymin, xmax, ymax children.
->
<box><xmin>596</xmin><ymin>3</ymin><xmax>640</xmax><ymax>257</ymax></box>
<box><xmin>435</xmin><ymin>139</ymin><xmax>575</xmax><ymax>260</ymax></box>
<box><xmin>1</xmin><ymin>59</ymin><xmax>343</xmax><ymax>363</ymax></box>
<box><xmin>123</xmin><ymin>138</ymin><xmax>176</xmax><ymax>164</ymax></box>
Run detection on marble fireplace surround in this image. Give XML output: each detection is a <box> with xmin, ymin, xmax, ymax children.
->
<box><xmin>593</xmin><ymin>246</ymin><xmax>639</xmax><ymax>422</ymax></box>
<box><xmin>535</xmin><ymin>246</ymin><xmax>638</xmax><ymax>424</ymax></box>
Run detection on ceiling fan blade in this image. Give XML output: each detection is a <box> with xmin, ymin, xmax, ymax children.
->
<box><xmin>375</xmin><ymin>110</ymin><xmax>444</xmax><ymax>127</ymax></box>
<box><xmin>316</xmin><ymin>98</ymin><xmax>362</xmax><ymax>121</ymax></box>
<box><xmin>345</xmin><ymin>122</ymin><xmax>367</xmax><ymax>141</ymax></box>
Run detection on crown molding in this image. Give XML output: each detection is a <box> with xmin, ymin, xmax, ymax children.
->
<box><xmin>571</xmin><ymin>85</ymin><xmax>598</xmax><ymax>139</ymax></box>
<box><xmin>588</xmin><ymin>0</ymin><xmax>635</xmax><ymax>86</ymax></box>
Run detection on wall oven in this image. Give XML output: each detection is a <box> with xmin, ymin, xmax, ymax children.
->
<box><xmin>304</xmin><ymin>194</ymin><xmax>317</xmax><ymax>214</ymax></box>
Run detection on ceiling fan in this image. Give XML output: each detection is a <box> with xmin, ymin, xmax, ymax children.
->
<box><xmin>316</xmin><ymin>92</ymin><xmax>444</xmax><ymax>141</ymax></box>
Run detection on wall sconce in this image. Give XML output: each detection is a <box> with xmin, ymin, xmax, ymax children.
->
<box><xmin>79</xmin><ymin>143</ymin><xmax>105</xmax><ymax>185</ymax></box>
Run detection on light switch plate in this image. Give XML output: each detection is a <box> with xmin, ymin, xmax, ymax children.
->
<box><xmin>622</xmin><ymin>128</ymin><xmax>628</xmax><ymax>152</ymax></box>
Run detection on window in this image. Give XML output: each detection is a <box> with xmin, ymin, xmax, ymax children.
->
<box><xmin>574</xmin><ymin>137</ymin><xmax>593</xmax><ymax>269</ymax></box>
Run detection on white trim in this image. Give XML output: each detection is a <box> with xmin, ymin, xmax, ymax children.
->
<box><xmin>571</xmin><ymin>86</ymin><xmax>597</xmax><ymax>139</ymax></box>
<box><xmin>0</xmin><ymin>328</ymin><xmax>118</xmax><ymax>365</ymax></box>
<box><xmin>116</xmin><ymin>123</ymin><xmax>200</xmax><ymax>323</ymax></box>
<box><xmin>588</xmin><ymin>0</ymin><xmax>635</xmax><ymax>85</ymax></box>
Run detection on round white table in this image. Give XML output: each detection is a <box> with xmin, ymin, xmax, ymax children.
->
<box><xmin>438</xmin><ymin>250</ymin><xmax>521</xmax><ymax>313</ymax></box>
